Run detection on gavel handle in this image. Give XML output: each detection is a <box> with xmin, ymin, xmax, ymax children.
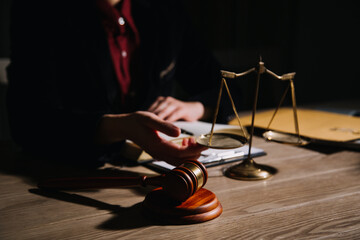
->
<box><xmin>38</xmin><ymin>175</ymin><xmax>164</xmax><ymax>190</ymax></box>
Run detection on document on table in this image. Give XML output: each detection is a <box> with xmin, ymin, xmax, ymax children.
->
<box><xmin>144</xmin><ymin>121</ymin><xmax>266</xmax><ymax>172</ymax></box>
<box><xmin>146</xmin><ymin>145</ymin><xmax>265</xmax><ymax>172</ymax></box>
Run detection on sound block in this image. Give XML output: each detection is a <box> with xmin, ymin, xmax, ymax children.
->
<box><xmin>142</xmin><ymin>188</ymin><xmax>222</xmax><ymax>224</ymax></box>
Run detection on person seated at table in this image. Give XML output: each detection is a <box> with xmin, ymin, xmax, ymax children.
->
<box><xmin>6</xmin><ymin>0</ymin><xmax>235</xmax><ymax>167</ymax></box>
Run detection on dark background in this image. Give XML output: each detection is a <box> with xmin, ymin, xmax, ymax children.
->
<box><xmin>0</xmin><ymin>0</ymin><xmax>359</xmax><ymax>140</ymax></box>
<box><xmin>183</xmin><ymin>0</ymin><xmax>360</xmax><ymax>110</ymax></box>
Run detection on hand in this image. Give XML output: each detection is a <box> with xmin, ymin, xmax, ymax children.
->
<box><xmin>97</xmin><ymin>111</ymin><xmax>207</xmax><ymax>166</ymax></box>
<box><xmin>148</xmin><ymin>96</ymin><xmax>204</xmax><ymax>122</ymax></box>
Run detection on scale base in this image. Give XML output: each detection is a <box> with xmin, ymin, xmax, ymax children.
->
<box><xmin>225</xmin><ymin>159</ymin><xmax>277</xmax><ymax>180</ymax></box>
<box><xmin>142</xmin><ymin>188</ymin><xmax>222</xmax><ymax>224</ymax></box>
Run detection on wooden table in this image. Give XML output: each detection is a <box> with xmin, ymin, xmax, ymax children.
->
<box><xmin>1</xmin><ymin>137</ymin><xmax>360</xmax><ymax>239</ymax></box>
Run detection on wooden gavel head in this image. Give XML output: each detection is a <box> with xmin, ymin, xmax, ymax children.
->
<box><xmin>161</xmin><ymin>160</ymin><xmax>208</xmax><ymax>202</ymax></box>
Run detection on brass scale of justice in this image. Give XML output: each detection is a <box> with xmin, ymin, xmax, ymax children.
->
<box><xmin>196</xmin><ymin>58</ymin><xmax>309</xmax><ymax>180</ymax></box>
<box><xmin>37</xmin><ymin>59</ymin><xmax>308</xmax><ymax>224</ymax></box>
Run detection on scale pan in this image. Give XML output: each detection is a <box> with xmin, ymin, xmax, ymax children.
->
<box><xmin>263</xmin><ymin>130</ymin><xmax>309</xmax><ymax>146</ymax></box>
<box><xmin>196</xmin><ymin>133</ymin><xmax>247</xmax><ymax>149</ymax></box>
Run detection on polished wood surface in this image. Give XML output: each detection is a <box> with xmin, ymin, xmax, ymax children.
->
<box><xmin>1</xmin><ymin>137</ymin><xmax>360</xmax><ymax>239</ymax></box>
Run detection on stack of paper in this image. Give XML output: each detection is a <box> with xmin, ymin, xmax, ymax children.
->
<box><xmin>144</xmin><ymin>121</ymin><xmax>265</xmax><ymax>172</ymax></box>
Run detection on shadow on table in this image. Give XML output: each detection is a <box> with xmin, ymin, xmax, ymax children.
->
<box><xmin>1</xmin><ymin>141</ymin><xmax>179</xmax><ymax>229</ymax></box>
<box><xmin>29</xmin><ymin>188</ymin><xmax>175</xmax><ymax>229</ymax></box>
<box><xmin>0</xmin><ymin>140</ymin><xmax>156</xmax><ymax>190</ymax></box>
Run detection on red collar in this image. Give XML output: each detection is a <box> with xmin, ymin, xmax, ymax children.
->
<box><xmin>97</xmin><ymin>0</ymin><xmax>140</xmax><ymax>45</ymax></box>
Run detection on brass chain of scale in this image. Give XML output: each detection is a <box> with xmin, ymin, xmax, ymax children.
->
<box><xmin>208</xmin><ymin>78</ymin><xmax>248</xmax><ymax>146</ymax></box>
<box><xmin>265</xmin><ymin>79</ymin><xmax>302</xmax><ymax>140</ymax></box>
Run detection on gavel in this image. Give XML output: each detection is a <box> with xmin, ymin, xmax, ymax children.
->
<box><xmin>38</xmin><ymin>160</ymin><xmax>207</xmax><ymax>202</ymax></box>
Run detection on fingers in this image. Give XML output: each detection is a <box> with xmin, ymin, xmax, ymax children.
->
<box><xmin>148</xmin><ymin>96</ymin><xmax>205</xmax><ymax>122</ymax></box>
<box><xmin>147</xmin><ymin>137</ymin><xmax>207</xmax><ymax>166</ymax></box>
<box><xmin>148</xmin><ymin>96</ymin><xmax>183</xmax><ymax>122</ymax></box>
<box><xmin>129</xmin><ymin>111</ymin><xmax>208</xmax><ymax>166</ymax></box>
<box><xmin>181</xmin><ymin>137</ymin><xmax>200</xmax><ymax>147</ymax></box>
<box><xmin>148</xmin><ymin>96</ymin><xmax>167</xmax><ymax>113</ymax></box>
<box><xmin>178</xmin><ymin>142</ymin><xmax>208</xmax><ymax>157</ymax></box>
<box><xmin>147</xmin><ymin>96</ymin><xmax>163</xmax><ymax>112</ymax></box>
<box><xmin>167</xmin><ymin>138</ymin><xmax>208</xmax><ymax>165</ymax></box>
<box><xmin>161</xmin><ymin>144</ymin><xmax>207</xmax><ymax>166</ymax></box>
<box><xmin>165</xmin><ymin>109</ymin><xmax>184</xmax><ymax>122</ymax></box>
<box><xmin>157</xmin><ymin>104</ymin><xmax>178</xmax><ymax>120</ymax></box>
<box><xmin>140</xmin><ymin>111</ymin><xmax>181</xmax><ymax>137</ymax></box>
